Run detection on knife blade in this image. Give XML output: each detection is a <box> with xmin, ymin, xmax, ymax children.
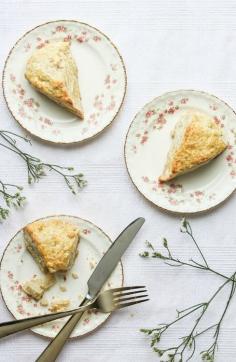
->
<box><xmin>36</xmin><ymin>217</ymin><xmax>145</xmax><ymax>362</ymax></box>
<box><xmin>87</xmin><ymin>217</ymin><xmax>145</xmax><ymax>299</ymax></box>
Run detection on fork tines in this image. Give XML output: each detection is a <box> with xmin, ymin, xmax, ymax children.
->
<box><xmin>112</xmin><ymin>286</ymin><xmax>149</xmax><ymax>309</ymax></box>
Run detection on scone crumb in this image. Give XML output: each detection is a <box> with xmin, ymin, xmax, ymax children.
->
<box><xmin>72</xmin><ymin>272</ymin><xmax>78</xmax><ymax>279</ymax></box>
<box><xmin>59</xmin><ymin>285</ymin><xmax>67</xmax><ymax>292</ymax></box>
<box><xmin>40</xmin><ymin>299</ymin><xmax>49</xmax><ymax>307</ymax></box>
<box><xmin>89</xmin><ymin>261</ymin><xmax>95</xmax><ymax>270</ymax></box>
<box><xmin>49</xmin><ymin>299</ymin><xmax>70</xmax><ymax>312</ymax></box>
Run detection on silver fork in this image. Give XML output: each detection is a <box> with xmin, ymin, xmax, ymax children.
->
<box><xmin>0</xmin><ymin>286</ymin><xmax>148</xmax><ymax>339</ymax></box>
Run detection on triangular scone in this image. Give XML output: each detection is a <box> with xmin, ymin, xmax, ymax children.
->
<box><xmin>159</xmin><ymin>112</ymin><xmax>227</xmax><ymax>182</ymax></box>
<box><xmin>25</xmin><ymin>41</ymin><xmax>84</xmax><ymax>119</ymax></box>
<box><xmin>24</xmin><ymin>219</ymin><xmax>80</xmax><ymax>273</ymax></box>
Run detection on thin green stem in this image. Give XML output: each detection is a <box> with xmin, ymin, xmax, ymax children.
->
<box><xmin>195</xmin><ymin>324</ymin><xmax>218</xmax><ymax>338</ymax></box>
<box><xmin>179</xmin><ymin>277</ymin><xmax>231</xmax><ymax>359</ymax></box>
<box><xmin>203</xmin><ymin>275</ymin><xmax>236</xmax><ymax>360</ymax></box>
<box><xmin>184</xmin><ymin>222</ymin><xmax>209</xmax><ymax>268</ymax></box>
<box><xmin>163</xmin><ymin>255</ymin><xmax>234</xmax><ymax>282</ymax></box>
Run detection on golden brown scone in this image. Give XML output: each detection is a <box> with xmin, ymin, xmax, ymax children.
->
<box><xmin>24</xmin><ymin>219</ymin><xmax>80</xmax><ymax>273</ymax></box>
<box><xmin>25</xmin><ymin>41</ymin><xmax>84</xmax><ymax>119</ymax></box>
<box><xmin>159</xmin><ymin>112</ymin><xmax>227</xmax><ymax>182</ymax></box>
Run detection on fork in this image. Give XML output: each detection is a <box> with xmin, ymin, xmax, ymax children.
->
<box><xmin>0</xmin><ymin>286</ymin><xmax>148</xmax><ymax>339</ymax></box>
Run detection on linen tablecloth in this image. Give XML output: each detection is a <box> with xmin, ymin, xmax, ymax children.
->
<box><xmin>1</xmin><ymin>1</ymin><xmax>236</xmax><ymax>361</ymax></box>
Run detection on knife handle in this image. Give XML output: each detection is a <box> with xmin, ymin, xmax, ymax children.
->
<box><xmin>36</xmin><ymin>297</ymin><xmax>89</xmax><ymax>362</ymax></box>
<box><xmin>0</xmin><ymin>303</ymin><xmax>93</xmax><ymax>339</ymax></box>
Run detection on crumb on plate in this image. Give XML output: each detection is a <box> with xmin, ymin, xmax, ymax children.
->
<box><xmin>40</xmin><ymin>298</ymin><xmax>49</xmax><ymax>307</ymax></box>
<box><xmin>49</xmin><ymin>299</ymin><xmax>70</xmax><ymax>312</ymax></box>
<box><xmin>59</xmin><ymin>285</ymin><xmax>67</xmax><ymax>292</ymax></box>
<box><xmin>72</xmin><ymin>272</ymin><xmax>78</xmax><ymax>279</ymax></box>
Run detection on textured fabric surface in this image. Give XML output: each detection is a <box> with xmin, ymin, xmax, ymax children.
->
<box><xmin>1</xmin><ymin>1</ymin><xmax>236</xmax><ymax>361</ymax></box>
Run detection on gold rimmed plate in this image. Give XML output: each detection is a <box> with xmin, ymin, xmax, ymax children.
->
<box><xmin>3</xmin><ymin>20</ymin><xmax>127</xmax><ymax>144</ymax></box>
<box><xmin>125</xmin><ymin>90</ymin><xmax>236</xmax><ymax>214</ymax></box>
<box><xmin>0</xmin><ymin>215</ymin><xmax>123</xmax><ymax>338</ymax></box>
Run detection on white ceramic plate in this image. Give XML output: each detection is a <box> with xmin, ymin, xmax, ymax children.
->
<box><xmin>0</xmin><ymin>215</ymin><xmax>123</xmax><ymax>338</ymax></box>
<box><xmin>125</xmin><ymin>90</ymin><xmax>236</xmax><ymax>214</ymax></box>
<box><xmin>3</xmin><ymin>20</ymin><xmax>126</xmax><ymax>144</ymax></box>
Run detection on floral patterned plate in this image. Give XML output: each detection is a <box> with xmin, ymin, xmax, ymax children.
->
<box><xmin>0</xmin><ymin>215</ymin><xmax>123</xmax><ymax>338</ymax></box>
<box><xmin>125</xmin><ymin>90</ymin><xmax>236</xmax><ymax>214</ymax></box>
<box><xmin>3</xmin><ymin>20</ymin><xmax>126</xmax><ymax>144</ymax></box>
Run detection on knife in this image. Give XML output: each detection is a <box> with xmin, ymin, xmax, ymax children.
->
<box><xmin>36</xmin><ymin>217</ymin><xmax>145</xmax><ymax>362</ymax></box>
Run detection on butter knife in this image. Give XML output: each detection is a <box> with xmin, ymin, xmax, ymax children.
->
<box><xmin>36</xmin><ymin>217</ymin><xmax>145</xmax><ymax>362</ymax></box>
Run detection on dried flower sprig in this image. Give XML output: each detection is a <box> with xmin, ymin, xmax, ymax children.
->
<box><xmin>140</xmin><ymin>220</ymin><xmax>234</xmax><ymax>282</ymax></box>
<box><xmin>0</xmin><ymin>130</ymin><xmax>87</xmax><ymax>194</ymax></box>
<box><xmin>140</xmin><ymin>219</ymin><xmax>236</xmax><ymax>362</ymax></box>
<box><xmin>200</xmin><ymin>276</ymin><xmax>236</xmax><ymax>361</ymax></box>
<box><xmin>0</xmin><ymin>180</ymin><xmax>26</xmax><ymax>221</ymax></box>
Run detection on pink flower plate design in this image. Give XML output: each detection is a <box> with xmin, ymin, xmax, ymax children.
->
<box><xmin>125</xmin><ymin>90</ymin><xmax>236</xmax><ymax>214</ymax></box>
<box><xmin>3</xmin><ymin>20</ymin><xmax>126</xmax><ymax>144</ymax></box>
<box><xmin>0</xmin><ymin>215</ymin><xmax>123</xmax><ymax>338</ymax></box>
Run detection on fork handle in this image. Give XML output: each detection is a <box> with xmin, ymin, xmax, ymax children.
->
<box><xmin>0</xmin><ymin>302</ymin><xmax>92</xmax><ymax>339</ymax></box>
<box><xmin>36</xmin><ymin>297</ymin><xmax>89</xmax><ymax>362</ymax></box>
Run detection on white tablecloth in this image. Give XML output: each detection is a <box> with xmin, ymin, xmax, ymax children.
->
<box><xmin>1</xmin><ymin>1</ymin><xmax>236</xmax><ymax>361</ymax></box>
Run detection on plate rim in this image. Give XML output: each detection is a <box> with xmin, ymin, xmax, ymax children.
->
<box><xmin>0</xmin><ymin>214</ymin><xmax>124</xmax><ymax>339</ymax></box>
<box><xmin>124</xmin><ymin>89</ymin><xmax>236</xmax><ymax>215</ymax></box>
<box><xmin>2</xmin><ymin>19</ymin><xmax>127</xmax><ymax>145</ymax></box>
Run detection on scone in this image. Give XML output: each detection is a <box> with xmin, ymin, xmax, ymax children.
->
<box><xmin>159</xmin><ymin>112</ymin><xmax>227</xmax><ymax>182</ymax></box>
<box><xmin>25</xmin><ymin>41</ymin><xmax>84</xmax><ymax>119</ymax></box>
<box><xmin>24</xmin><ymin>219</ymin><xmax>80</xmax><ymax>273</ymax></box>
<box><xmin>22</xmin><ymin>274</ymin><xmax>55</xmax><ymax>301</ymax></box>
